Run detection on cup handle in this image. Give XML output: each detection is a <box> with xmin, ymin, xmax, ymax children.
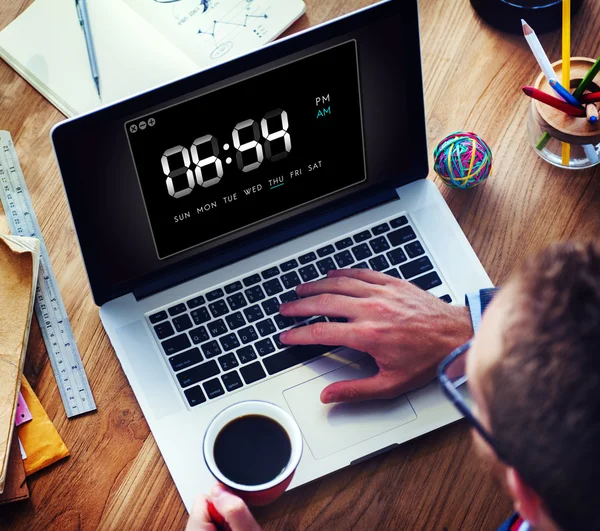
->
<box><xmin>207</xmin><ymin>501</ymin><xmax>232</xmax><ymax>531</ymax></box>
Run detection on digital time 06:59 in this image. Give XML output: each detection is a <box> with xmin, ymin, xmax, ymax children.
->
<box><xmin>161</xmin><ymin>108</ymin><xmax>291</xmax><ymax>199</ymax></box>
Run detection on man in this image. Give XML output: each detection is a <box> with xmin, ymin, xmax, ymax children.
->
<box><xmin>187</xmin><ymin>241</ymin><xmax>600</xmax><ymax>531</ymax></box>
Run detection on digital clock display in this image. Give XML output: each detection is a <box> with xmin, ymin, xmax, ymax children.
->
<box><xmin>126</xmin><ymin>40</ymin><xmax>366</xmax><ymax>259</ymax></box>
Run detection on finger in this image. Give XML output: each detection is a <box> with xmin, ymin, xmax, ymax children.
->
<box><xmin>280</xmin><ymin>321</ymin><xmax>362</xmax><ymax>350</ymax></box>
<box><xmin>186</xmin><ymin>494</ymin><xmax>216</xmax><ymax>531</ymax></box>
<box><xmin>210</xmin><ymin>484</ymin><xmax>262</xmax><ymax>531</ymax></box>
<box><xmin>279</xmin><ymin>293</ymin><xmax>361</xmax><ymax>319</ymax></box>
<box><xmin>320</xmin><ymin>373</ymin><xmax>407</xmax><ymax>404</ymax></box>
<box><xmin>295</xmin><ymin>275</ymin><xmax>383</xmax><ymax>299</ymax></box>
<box><xmin>327</xmin><ymin>268</ymin><xmax>391</xmax><ymax>285</ymax></box>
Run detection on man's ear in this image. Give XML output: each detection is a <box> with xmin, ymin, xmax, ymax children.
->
<box><xmin>505</xmin><ymin>467</ymin><xmax>542</xmax><ymax>525</ymax></box>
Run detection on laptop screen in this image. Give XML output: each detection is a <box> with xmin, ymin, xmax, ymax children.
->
<box><xmin>126</xmin><ymin>41</ymin><xmax>366</xmax><ymax>259</ymax></box>
<box><xmin>52</xmin><ymin>0</ymin><xmax>428</xmax><ymax>305</ymax></box>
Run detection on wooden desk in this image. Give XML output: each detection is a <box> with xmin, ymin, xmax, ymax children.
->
<box><xmin>1</xmin><ymin>0</ymin><xmax>599</xmax><ymax>528</ymax></box>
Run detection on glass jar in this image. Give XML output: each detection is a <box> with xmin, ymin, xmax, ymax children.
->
<box><xmin>527</xmin><ymin>57</ymin><xmax>600</xmax><ymax>170</ymax></box>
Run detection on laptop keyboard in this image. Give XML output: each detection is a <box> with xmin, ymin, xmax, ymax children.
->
<box><xmin>146</xmin><ymin>213</ymin><xmax>453</xmax><ymax>409</ymax></box>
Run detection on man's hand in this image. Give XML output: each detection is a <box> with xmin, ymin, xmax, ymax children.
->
<box><xmin>279</xmin><ymin>268</ymin><xmax>472</xmax><ymax>404</ymax></box>
<box><xmin>186</xmin><ymin>484</ymin><xmax>262</xmax><ymax>531</ymax></box>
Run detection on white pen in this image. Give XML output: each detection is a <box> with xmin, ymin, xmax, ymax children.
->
<box><xmin>521</xmin><ymin>19</ymin><xmax>556</xmax><ymax>84</ymax></box>
<box><xmin>75</xmin><ymin>0</ymin><xmax>101</xmax><ymax>98</ymax></box>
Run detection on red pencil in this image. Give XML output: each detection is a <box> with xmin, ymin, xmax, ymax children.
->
<box><xmin>581</xmin><ymin>91</ymin><xmax>600</xmax><ymax>104</ymax></box>
<box><xmin>522</xmin><ymin>86</ymin><xmax>586</xmax><ymax>117</ymax></box>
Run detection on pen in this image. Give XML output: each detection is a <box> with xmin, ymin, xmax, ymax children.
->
<box><xmin>522</xmin><ymin>86</ymin><xmax>586</xmax><ymax>117</ymax></box>
<box><xmin>75</xmin><ymin>0</ymin><xmax>101</xmax><ymax>98</ymax></box>
<box><xmin>549</xmin><ymin>79</ymin><xmax>581</xmax><ymax>108</ymax></box>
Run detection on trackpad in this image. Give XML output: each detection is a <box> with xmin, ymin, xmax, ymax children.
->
<box><xmin>283</xmin><ymin>356</ymin><xmax>417</xmax><ymax>460</ymax></box>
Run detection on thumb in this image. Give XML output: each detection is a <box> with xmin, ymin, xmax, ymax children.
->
<box><xmin>210</xmin><ymin>484</ymin><xmax>262</xmax><ymax>531</ymax></box>
<box><xmin>320</xmin><ymin>373</ymin><xmax>401</xmax><ymax>404</ymax></box>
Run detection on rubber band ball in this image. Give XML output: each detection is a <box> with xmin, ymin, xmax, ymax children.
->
<box><xmin>433</xmin><ymin>132</ymin><xmax>493</xmax><ymax>189</ymax></box>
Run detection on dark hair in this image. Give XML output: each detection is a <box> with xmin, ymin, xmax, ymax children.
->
<box><xmin>486</xmin><ymin>241</ymin><xmax>600</xmax><ymax>531</ymax></box>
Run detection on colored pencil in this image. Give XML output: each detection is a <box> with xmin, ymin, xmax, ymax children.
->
<box><xmin>573</xmin><ymin>57</ymin><xmax>600</xmax><ymax>100</ymax></box>
<box><xmin>521</xmin><ymin>20</ymin><xmax>557</xmax><ymax>83</ymax></box>
<box><xmin>581</xmin><ymin>92</ymin><xmax>600</xmax><ymax>104</ymax></box>
<box><xmin>561</xmin><ymin>0</ymin><xmax>571</xmax><ymax>165</ymax></box>
<box><xmin>583</xmin><ymin>144</ymin><xmax>599</xmax><ymax>164</ymax></box>
<box><xmin>522</xmin><ymin>86</ymin><xmax>586</xmax><ymax>116</ymax></box>
<box><xmin>549</xmin><ymin>79</ymin><xmax>580</xmax><ymax>107</ymax></box>
<box><xmin>586</xmin><ymin>103</ymin><xmax>599</xmax><ymax>123</ymax></box>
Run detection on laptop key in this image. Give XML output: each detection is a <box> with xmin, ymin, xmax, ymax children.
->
<box><xmin>227</xmin><ymin>292</ymin><xmax>247</xmax><ymax>310</ymax></box>
<box><xmin>219</xmin><ymin>333</ymin><xmax>240</xmax><ymax>352</ymax></box>
<box><xmin>317</xmin><ymin>244</ymin><xmax>335</xmax><ymax>257</ymax></box>
<box><xmin>240</xmin><ymin>362</ymin><xmax>267</xmax><ymax>384</ymax></box>
<box><xmin>224</xmin><ymin>281</ymin><xmax>243</xmax><ymax>294</ymax></box>
<box><xmin>208</xmin><ymin>319</ymin><xmax>228</xmax><ymax>338</ymax></box>
<box><xmin>203</xmin><ymin>378</ymin><xmax>225</xmax><ymax>399</ymax></box>
<box><xmin>388</xmin><ymin>226</ymin><xmax>417</xmax><ymax>246</ymax></box>
<box><xmin>390</xmin><ymin>215</ymin><xmax>408</xmax><ymax>228</ymax></box>
<box><xmin>201</xmin><ymin>340</ymin><xmax>222</xmax><ymax>358</ymax></box>
<box><xmin>255</xmin><ymin>338</ymin><xmax>276</xmax><ymax>357</ymax></box>
<box><xmin>189</xmin><ymin>326</ymin><xmax>210</xmax><ymax>344</ymax></box>
<box><xmin>149</xmin><ymin>310</ymin><xmax>168</xmax><ymax>324</ymax></box>
<box><xmin>261</xmin><ymin>266</ymin><xmax>280</xmax><ymax>279</ymax></box>
<box><xmin>154</xmin><ymin>321</ymin><xmax>174</xmax><ymax>340</ymax></box>
<box><xmin>352</xmin><ymin>262</ymin><xmax>369</xmax><ymax>269</ymax></box>
<box><xmin>225</xmin><ymin>312</ymin><xmax>246</xmax><ymax>330</ymax></box>
<box><xmin>238</xmin><ymin>325</ymin><xmax>258</xmax><ymax>344</ymax></box>
<box><xmin>245</xmin><ymin>285</ymin><xmax>266</xmax><ymax>303</ymax></box>
<box><xmin>280</xmin><ymin>290</ymin><xmax>299</xmax><ymax>303</ymax></box>
<box><xmin>167</xmin><ymin>303</ymin><xmax>186</xmax><ymax>317</ymax></box>
<box><xmin>262</xmin><ymin>297</ymin><xmax>280</xmax><ymax>315</ymax></box>
<box><xmin>273</xmin><ymin>333</ymin><xmax>285</xmax><ymax>350</ymax></box>
<box><xmin>209</xmin><ymin>299</ymin><xmax>228</xmax><ymax>318</ymax></box>
<box><xmin>298</xmin><ymin>252</ymin><xmax>316</xmax><ymax>264</ymax></box>
<box><xmin>173</xmin><ymin>314</ymin><xmax>193</xmax><ymax>333</ymax></box>
<box><xmin>440</xmin><ymin>294</ymin><xmax>453</xmax><ymax>303</ymax></box>
<box><xmin>264</xmin><ymin>278</ymin><xmax>284</xmax><ymax>296</ymax></box>
<box><xmin>411</xmin><ymin>272</ymin><xmax>442</xmax><ymax>291</ymax></box>
<box><xmin>368</xmin><ymin>255</ymin><xmax>390</xmax><ymax>272</ymax></box>
<box><xmin>236</xmin><ymin>345</ymin><xmax>257</xmax><ymax>364</ymax></box>
<box><xmin>263</xmin><ymin>344</ymin><xmax>333</xmax><ymax>375</ymax></box>
<box><xmin>184</xmin><ymin>386</ymin><xmax>206</xmax><ymax>407</ymax></box>
<box><xmin>334</xmin><ymin>250</ymin><xmax>355</xmax><ymax>268</ymax></box>
<box><xmin>162</xmin><ymin>334</ymin><xmax>191</xmax><ymax>356</ymax></box>
<box><xmin>222</xmin><ymin>371</ymin><xmax>243</xmax><ymax>392</ymax></box>
<box><xmin>335</xmin><ymin>237</ymin><xmax>354</xmax><ymax>250</ymax></box>
<box><xmin>372</xmin><ymin>222</ymin><xmax>390</xmax><ymax>235</ymax></box>
<box><xmin>369</xmin><ymin>236</ymin><xmax>390</xmax><ymax>254</ymax></box>
<box><xmin>316</xmin><ymin>257</ymin><xmax>336</xmax><ymax>275</ymax></box>
<box><xmin>400</xmin><ymin>257</ymin><xmax>433</xmax><ymax>279</ymax></box>
<box><xmin>274</xmin><ymin>314</ymin><xmax>295</xmax><ymax>330</ymax></box>
<box><xmin>280</xmin><ymin>259</ymin><xmax>298</xmax><ymax>272</ymax></box>
<box><xmin>191</xmin><ymin>307</ymin><xmax>211</xmax><ymax>325</ymax></box>
<box><xmin>256</xmin><ymin>318</ymin><xmax>277</xmax><ymax>337</ymax></box>
<box><xmin>353</xmin><ymin>230</ymin><xmax>371</xmax><ymax>243</ymax></box>
<box><xmin>299</xmin><ymin>264</ymin><xmax>319</xmax><ymax>282</ymax></box>
<box><xmin>186</xmin><ymin>296</ymin><xmax>205</xmax><ymax>309</ymax></box>
<box><xmin>243</xmin><ymin>304</ymin><xmax>264</xmax><ymax>322</ymax></box>
<box><xmin>281</xmin><ymin>271</ymin><xmax>301</xmax><ymax>289</ymax></box>
<box><xmin>169</xmin><ymin>347</ymin><xmax>203</xmax><ymax>372</ymax></box>
<box><xmin>387</xmin><ymin>248</ymin><xmax>408</xmax><ymax>265</ymax></box>
<box><xmin>351</xmin><ymin>243</ymin><xmax>372</xmax><ymax>261</ymax></box>
<box><xmin>242</xmin><ymin>274</ymin><xmax>261</xmax><ymax>287</ymax></box>
<box><xmin>405</xmin><ymin>240</ymin><xmax>425</xmax><ymax>259</ymax></box>
<box><xmin>218</xmin><ymin>352</ymin><xmax>239</xmax><ymax>371</ymax></box>
<box><xmin>384</xmin><ymin>268</ymin><xmax>402</xmax><ymax>279</ymax></box>
<box><xmin>177</xmin><ymin>359</ymin><xmax>220</xmax><ymax>387</ymax></box>
<box><xmin>206</xmin><ymin>288</ymin><xmax>224</xmax><ymax>302</ymax></box>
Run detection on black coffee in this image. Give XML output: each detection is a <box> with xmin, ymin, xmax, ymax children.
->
<box><xmin>213</xmin><ymin>414</ymin><xmax>292</xmax><ymax>486</ymax></box>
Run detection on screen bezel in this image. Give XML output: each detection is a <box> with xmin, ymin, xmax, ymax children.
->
<box><xmin>51</xmin><ymin>0</ymin><xmax>428</xmax><ymax>306</ymax></box>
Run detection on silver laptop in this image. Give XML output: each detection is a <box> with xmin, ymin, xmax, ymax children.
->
<box><xmin>51</xmin><ymin>0</ymin><xmax>492</xmax><ymax>511</ymax></box>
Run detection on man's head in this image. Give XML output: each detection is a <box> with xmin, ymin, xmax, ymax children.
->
<box><xmin>467</xmin><ymin>241</ymin><xmax>600</xmax><ymax>531</ymax></box>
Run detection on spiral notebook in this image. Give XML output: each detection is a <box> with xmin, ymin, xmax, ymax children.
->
<box><xmin>0</xmin><ymin>0</ymin><xmax>305</xmax><ymax>117</ymax></box>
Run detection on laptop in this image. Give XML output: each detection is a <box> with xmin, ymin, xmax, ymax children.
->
<box><xmin>51</xmin><ymin>0</ymin><xmax>492</xmax><ymax>512</ymax></box>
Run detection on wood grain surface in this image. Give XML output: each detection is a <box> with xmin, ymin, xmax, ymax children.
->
<box><xmin>2</xmin><ymin>0</ymin><xmax>600</xmax><ymax>529</ymax></box>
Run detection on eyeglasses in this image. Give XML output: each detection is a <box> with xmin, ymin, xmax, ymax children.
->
<box><xmin>437</xmin><ymin>340</ymin><xmax>507</xmax><ymax>462</ymax></box>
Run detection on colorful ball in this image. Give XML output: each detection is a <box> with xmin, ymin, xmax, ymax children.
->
<box><xmin>433</xmin><ymin>132</ymin><xmax>493</xmax><ymax>189</ymax></box>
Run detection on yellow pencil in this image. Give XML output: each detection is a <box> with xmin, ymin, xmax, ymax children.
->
<box><xmin>562</xmin><ymin>0</ymin><xmax>571</xmax><ymax>166</ymax></box>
